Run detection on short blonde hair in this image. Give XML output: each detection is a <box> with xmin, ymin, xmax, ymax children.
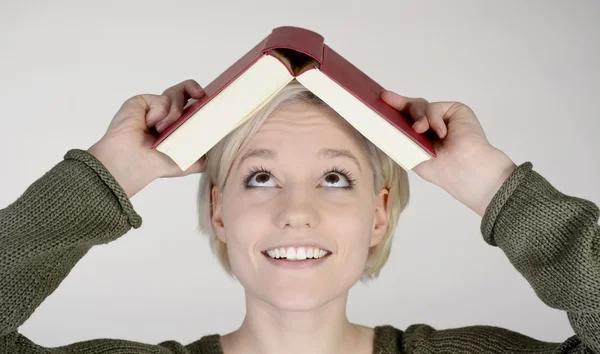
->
<box><xmin>197</xmin><ymin>81</ymin><xmax>410</xmax><ymax>280</ymax></box>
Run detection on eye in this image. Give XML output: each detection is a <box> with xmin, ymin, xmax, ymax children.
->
<box><xmin>321</xmin><ymin>167</ymin><xmax>356</xmax><ymax>189</ymax></box>
<box><xmin>243</xmin><ymin>165</ymin><xmax>356</xmax><ymax>189</ymax></box>
<box><xmin>243</xmin><ymin>166</ymin><xmax>278</xmax><ymax>188</ymax></box>
<box><xmin>247</xmin><ymin>171</ymin><xmax>277</xmax><ymax>188</ymax></box>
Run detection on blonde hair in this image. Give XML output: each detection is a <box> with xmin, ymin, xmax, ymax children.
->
<box><xmin>197</xmin><ymin>81</ymin><xmax>410</xmax><ymax>280</ymax></box>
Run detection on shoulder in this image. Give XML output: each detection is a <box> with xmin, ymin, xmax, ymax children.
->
<box><xmin>375</xmin><ymin>324</ymin><xmax>574</xmax><ymax>353</ymax></box>
<box><xmin>181</xmin><ymin>334</ymin><xmax>221</xmax><ymax>353</ymax></box>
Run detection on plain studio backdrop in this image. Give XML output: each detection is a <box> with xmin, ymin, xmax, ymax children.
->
<box><xmin>1</xmin><ymin>0</ymin><xmax>599</xmax><ymax>348</ymax></box>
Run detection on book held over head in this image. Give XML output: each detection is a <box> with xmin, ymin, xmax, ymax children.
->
<box><xmin>151</xmin><ymin>26</ymin><xmax>436</xmax><ymax>171</ymax></box>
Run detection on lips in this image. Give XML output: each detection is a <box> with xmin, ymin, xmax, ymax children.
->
<box><xmin>263</xmin><ymin>246</ymin><xmax>330</xmax><ymax>261</ymax></box>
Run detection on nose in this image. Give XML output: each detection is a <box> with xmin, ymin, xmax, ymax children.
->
<box><xmin>274</xmin><ymin>188</ymin><xmax>320</xmax><ymax>229</ymax></box>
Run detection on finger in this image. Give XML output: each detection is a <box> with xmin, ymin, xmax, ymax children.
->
<box><xmin>120</xmin><ymin>94</ymin><xmax>170</xmax><ymax>130</ymax></box>
<box><xmin>380</xmin><ymin>90</ymin><xmax>428</xmax><ymax>116</ymax></box>
<box><xmin>156</xmin><ymin>80</ymin><xmax>205</xmax><ymax>132</ymax></box>
<box><xmin>380</xmin><ymin>90</ymin><xmax>429</xmax><ymax>131</ymax></box>
<box><xmin>380</xmin><ymin>90</ymin><xmax>410</xmax><ymax>110</ymax></box>
<box><xmin>426</xmin><ymin>101</ymin><xmax>478</xmax><ymax>139</ymax></box>
<box><xmin>143</xmin><ymin>94</ymin><xmax>172</xmax><ymax>128</ymax></box>
<box><xmin>425</xmin><ymin>102</ymin><xmax>448</xmax><ymax>138</ymax></box>
<box><xmin>407</xmin><ymin>98</ymin><xmax>429</xmax><ymax>133</ymax></box>
<box><xmin>163</xmin><ymin>79</ymin><xmax>205</xmax><ymax>99</ymax></box>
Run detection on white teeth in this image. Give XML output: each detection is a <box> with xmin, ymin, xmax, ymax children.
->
<box><xmin>296</xmin><ymin>247</ymin><xmax>306</xmax><ymax>260</ymax></box>
<box><xmin>265</xmin><ymin>246</ymin><xmax>329</xmax><ymax>260</ymax></box>
<box><xmin>286</xmin><ymin>247</ymin><xmax>297</xmax><ymax>260</ymax></box>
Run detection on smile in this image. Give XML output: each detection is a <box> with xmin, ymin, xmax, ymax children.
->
<box><xmin>262</xmin><ymin>246</ymin><xmax>331</xmax><ymax>261</ymax></box>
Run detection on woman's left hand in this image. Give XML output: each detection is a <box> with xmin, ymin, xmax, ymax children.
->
<box><xmin>380</xmin><ymin>90</ymin><xmax>517</xmax><ymax>216</ymax></box>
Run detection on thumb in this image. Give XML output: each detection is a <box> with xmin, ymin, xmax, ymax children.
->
<box><xmin>162</xmin><ymin>154</ymin><xmax>207</xmax><ymax>177</ymax></box>
<box><xmin>181</xmin><ymin>155</ymin><xmax>207</xmax><ymax>176</ymax></box>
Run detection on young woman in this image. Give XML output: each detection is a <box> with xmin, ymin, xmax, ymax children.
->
<box><xmin>1</xmin><ymin>79</ymin><xmax>598</xmax><ymax>353</ymax></box>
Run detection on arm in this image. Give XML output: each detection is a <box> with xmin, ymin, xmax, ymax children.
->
<box><xmin>481</xmin><ymin>161</ymin><xmax>599</xmax><ymax>352</ymax></box>
<box><xmin>395</xmin><ymin>163</ymin><xmax>598</xmax><ymax>353</ymax></box>
<box><xmin>386</xmin><ymin>162</ymin><xmax>598</xmax><ymax>354</ymax></box>
<box><xmin>0</xmin><ymin>150</ymin><xmax>156</xmax><ymax>352</ymax></box>
<box><xmin>379</xmin><ymin>92</ymin><xmax>598</xmax><ymax>352</ymax></box>
<box><xmin>0</xmin><ymin>149</ymin><xmax>141</xmax><ymax>339</ymax></box>
<box><xmin>0</xmin><ymin>150</ymin><xmax>206</xmax><ymax>353</ymax></box>
<box><xmin>0</xmin><ymin>79</ymin><xmax>208</xmax><ymax>353</ymax></box>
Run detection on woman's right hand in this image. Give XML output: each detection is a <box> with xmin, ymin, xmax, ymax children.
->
<box><xmin>87</xmin><ymin>79</ymin><xmax>206</xmax><ymax>198</ymax></box>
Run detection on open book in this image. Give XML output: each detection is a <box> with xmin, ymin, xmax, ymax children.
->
<box><xmin>151</xmin><ymin>26</ymin><xmax>436</xmax><ymax>171</ymax></box>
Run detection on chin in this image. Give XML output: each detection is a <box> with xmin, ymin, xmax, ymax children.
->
<box><xmin>231</xmin><ymin>252</ymin><xmax>364</xmax><ymax>312</ymax></box>
<box><xmin>239</xmin><ymin>272</ymin><xmax>354</xmax><ymax>313</ymax></box>
<box><xmin>260</xmin><ymin>286</ymin><xmax>334</xmax><ymax>312</ymax></box>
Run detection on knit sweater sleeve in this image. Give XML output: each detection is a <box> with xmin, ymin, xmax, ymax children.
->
<box><xmin>395</xmin><ymin>162</ymin><xmax>599</xmax><ymax>353</ymax></box>
<box><xmin>0</xmin><ymin>149</ymin><xmax>194</xmax><ymax>353</ymax></box>
<box><xmin>481</xmin><ymin>162</ymin><xmax>600</xmax><ymax>352</ymax></box>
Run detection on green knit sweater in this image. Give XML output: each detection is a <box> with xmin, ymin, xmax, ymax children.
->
<box><xmin>0</xmin><ymin>149</ymin><xmax>598</xmax><ymax>353</ymax></box>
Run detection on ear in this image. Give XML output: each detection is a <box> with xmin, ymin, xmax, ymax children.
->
<box><xmin>211</xmin><ymin>185</ymin><xmax>226</xmax><ymax>243</ymax></box>
<box><xmin>370</xmin><ymin>188</ymin><xmax>390</xmax><ymax>247</ymax></box>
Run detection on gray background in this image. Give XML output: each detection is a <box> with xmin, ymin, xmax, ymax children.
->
<box><xmin>1</xmin><ymin>0</ymin><xmax>598</xmax><ymax>347</ymax></box>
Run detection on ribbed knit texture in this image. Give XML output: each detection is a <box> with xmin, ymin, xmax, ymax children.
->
<box><xmin>0</xmin><ymin>149</ymin><xmax>598</xmax><ymax>353</ymax></box>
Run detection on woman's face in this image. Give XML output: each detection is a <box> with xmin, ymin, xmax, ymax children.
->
<box><xmin>211</xmin><ymin>102</ymin><xmax>389</xmax><ymax>311</ymax></box>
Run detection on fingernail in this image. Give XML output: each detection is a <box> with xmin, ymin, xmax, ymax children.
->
<box><xmin>155</xmin><ymin>121</ymin><xmax>164</xmax><ymax>132</ymax></box>
<box><xmin>147</xmin><ymin>117</ymin><xmax>158</xmax><ymax>128</ymax></box>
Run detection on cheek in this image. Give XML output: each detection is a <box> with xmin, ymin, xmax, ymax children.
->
<box><xmin>223</xmin><ymin>192</ymin><xmax>267</xmax><ymax>235</ymax></box>
<box><xmin>221</xmin><ymin>197</ymin><xmax>271</xmax><ymax>271</ymax></box>
<box><xmin>337</xmin><ymin>215</ymin><xmax>373</xmax><ymax>260</ymax></box>
<box><xmin>334</xmin><ymin>201</ymin><xmax>376</xmax><ymax>269</ymax></box>
<box><xmin>334</xmin><ymin>197</ymin><xmax>375</xmax><ymax>240</ymax></box>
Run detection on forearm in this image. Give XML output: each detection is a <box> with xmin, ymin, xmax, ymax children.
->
<box><xmin>437</xmin><ymin>147</ymin><xmax>517</xmax><ymax>217</ymax></box>
<box><xmin>0</xmin><ymin>149</ymin><xmax>142</xmax><ymax>336</ymax></box>
<box><xmin>87</xmin><ymin>140</ymin><xmax>157</xmax><ymax>199</ymax></box>
<box><xmin>481</xmin><ymin>162</ymin><xmax>600</xmax><ymax>352</ymax></box>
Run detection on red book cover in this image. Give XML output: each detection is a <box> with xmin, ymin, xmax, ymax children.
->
<box><xmin>152</xmin><ymin>26</ymin><xmax>435</xmax><ymax>157</ymax></box>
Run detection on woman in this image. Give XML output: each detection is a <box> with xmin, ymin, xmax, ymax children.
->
<box><xmin>0</xmin><ymin>79</ymin><xmax>598</xmax><ymax>353</ymax></box>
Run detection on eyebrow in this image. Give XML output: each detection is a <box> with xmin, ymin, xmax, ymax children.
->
<box><xmin>238</xmin><ymin>148</ymin><xmax>362</xmax><ymax>172</ymax></box>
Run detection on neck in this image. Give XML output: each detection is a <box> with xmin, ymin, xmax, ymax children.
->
<box><xmin>220</xmin><ymin>291</ymin><xmax>373</xmax><ymax>354</ymax></box>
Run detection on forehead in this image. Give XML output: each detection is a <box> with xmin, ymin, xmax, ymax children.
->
<box><xmin>249</xmin><ymin>102</ymin><xmax>364</xmax><ymax>148</ymax></box>
<box><xmin>226</xmin><ymin>102</ymin><xmax>375</xmax><ymax>188</ymax></box>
